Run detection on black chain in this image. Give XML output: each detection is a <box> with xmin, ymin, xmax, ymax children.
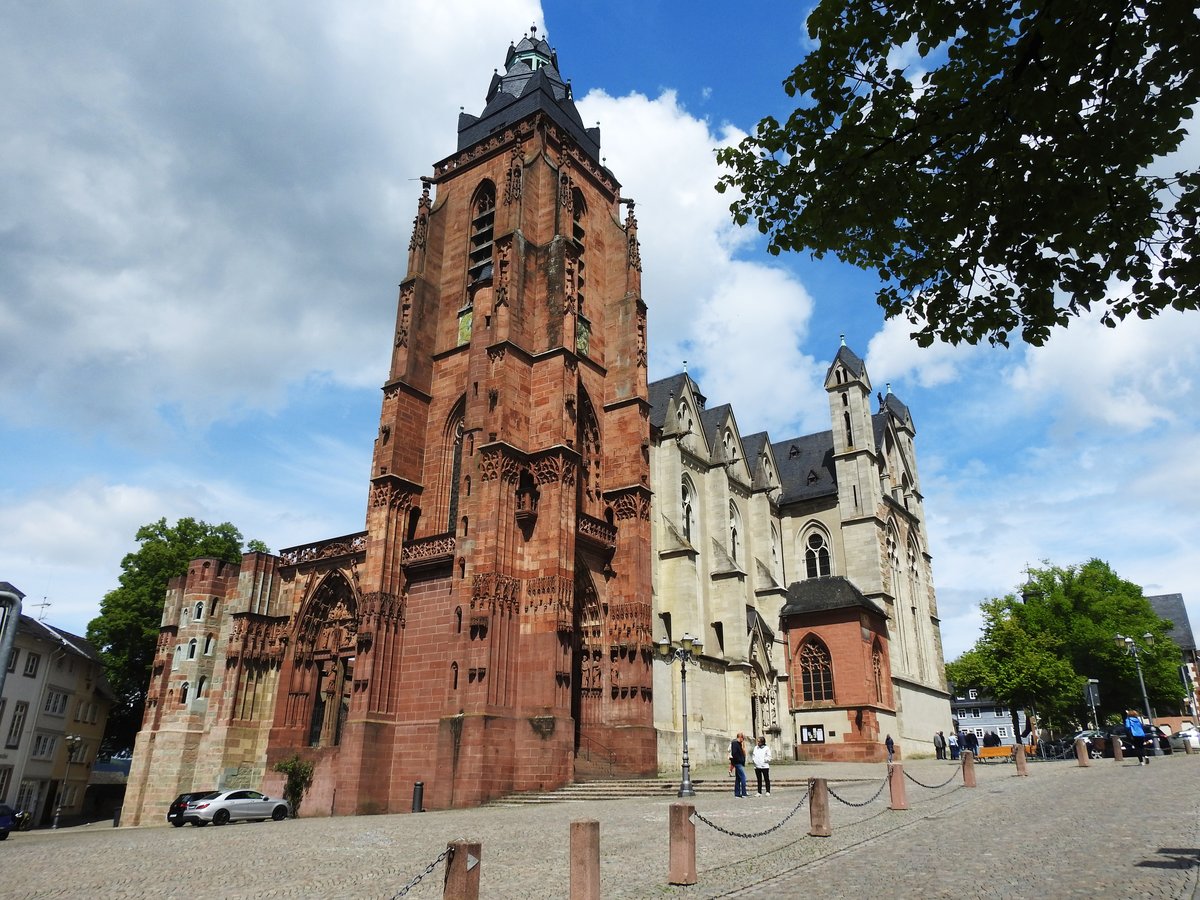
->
<box><xmin>826</xmin><ymin>775</ymin><xmax>890</xmax><ymax>808</ymax></box>
<box><xmin>692</xmin><ymin>788</ymin><xmax>810</xmax><ymax>839</ymax></box>
<box><xmin>903</xmin><ymin>767</ymin><xmax>960</xmax><ymax>789</ymax></box>
<box><xmin>390</xmin><ymin>844</ymin><xmax>454</xmax><ymax>899</ymax></box>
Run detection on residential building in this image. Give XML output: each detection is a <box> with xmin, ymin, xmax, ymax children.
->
<box><xmin>1146</xmin><ymin>593</ymin><xmax>1199</xmax><ymax>721</ymax></box>
<box><xmin>948</xmin><ymin>684</ymin><xmax>1029</xmax><ymax>746</ymax></box>
<box><xmin>0</xmin><ymin>593</ymin><xmax>112</xmax><ymax>825</ymax></box>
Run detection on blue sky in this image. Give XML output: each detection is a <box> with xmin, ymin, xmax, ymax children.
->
<box><xmin>2</xmin><ymin>1</ymin><xmax>1198</xmax><ymax>660</ymax></box>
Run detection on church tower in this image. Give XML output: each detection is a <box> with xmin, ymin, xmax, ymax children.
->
<box><xmin>278</xmin><ymin>28</ymin><xmax>655</xmax><ymax>811</ymax></box>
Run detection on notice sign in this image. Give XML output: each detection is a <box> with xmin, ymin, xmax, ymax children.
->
<box><xmin>800</xmin><ymin>724</ymin><xmax>826</xmax><ymax>744</ymax></box>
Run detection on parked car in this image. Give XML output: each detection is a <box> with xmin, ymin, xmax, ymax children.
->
<box><xmin>0</xmin><ymin>804</ymin><xmax>14</xmax><ymax>840</ymax></box>
<box><xmin>1068</xmin><ymin>730</ymin><xmax>1110</xmax><ymax>759</ymax></box>
<box><xmin>1112</xmin><ymin>723</ymin><xmax>1172</xmax><ymax>756</ymax></box>
<box><xmin>1169</xmin><ymin>728</ymin><xmax>1200</xmax><ymax>752</ymax></box>
<box><xmin>167</xmin><ymin>790</ymin><xmax>220</xmax><ymax>827</ymax></box>
<box><xmin>184</xmin><ymin>789</ymin><xmax>289</xmax><ymax>826</ymax></box>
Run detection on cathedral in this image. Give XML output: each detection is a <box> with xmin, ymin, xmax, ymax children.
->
<box><xmin>122</xmin><ymin>30</ymin><xmax>948</xmax><ymax>825</ymax></box>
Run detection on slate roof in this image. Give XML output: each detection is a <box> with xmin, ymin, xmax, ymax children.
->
<box><xmin>771</xmin><ymin>431</ymin><xmax>837</xmax><ymax>504</ymax></box>
<box><xmin>648</xmin><ymin>373</ymin><xmax>706</xmax><ymax>431</ymax></box>
<box><xmin>780</xmin><ymin>576</ymin><xmax>887</xmax><ymax>619</ymax></box>
<box><xmin>747</xmin><ymin>606</ymin><xmax>775</xmax><ymax>642</ymax></box>
<box><xmin>17</xmin><ymin>614</ymin><xmax>116</xmax><ymax>699</ymax></box>
<box><xmin>827</xmin><ymin>344</ymin><xmax>866</xmax><ymax>381</ymax></box>
<box><xmin>1147</xmin><ymin>593</ymin><xmax>1196</xmax><ymax>651</ymax></box>
<box><xmin>700</xmin><ymin>404</ymin><xmax>732</xmax><ymax>454</ymax></box>
<box><xmin>458</xmin><ymin>29</ymin><xmax>601</xmax><ymax>161</ymax></box>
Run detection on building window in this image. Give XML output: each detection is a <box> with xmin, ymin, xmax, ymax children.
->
<box><xmin>43</xmin><ymin>691</ymin><xmax>69</xmax><ymax>716</ymax></box>
<box><xmin>23</xmin><ymin>653</ymin><xmax>40</xmax><ymax>678</ymax></box>
<box><xmin>798</xmin><ymin>639</ymin><xmax>834</xmax><ymax>702</ymax></box>
<box><xmin>972</xmin><ymin>708</ymin><xmax>981</xmax><ymax>718</ymax></box>
<box><xmin>69</xmin><ymin>740</ymin><xmax>88</xmax><ymax>764</ymax></box>
<box><xmin>32</xmin><ymin>733</ymin><xmax>57</xmax><ymax>760</ymax></box>
<box><xmin>0</xmin><ymin>766</ymin><xmax>11</xmax><ymax>804</ymax></box>
<box><xmin>728</xmin><ymin>500</ymin><xmax>741</xmax><ymax>563</ymax></box>
<box><xmin>994</xmin><ymin>707</ymin><xmax>1005</xmax><ymax>717</ymax></box>
<box><xmin>872</xmin><ymin>643</ymin><xmax>884</xmax><ymax>703</ymax></box>
<box><xmin>805</xmin><ymin>530</ymin><xmax>831</xmax><ymax>578</ymax></box>
<box><xmin>203</xmin><ymin>634</ymin><xmax>214</xmax><ymax>655</ymax></box>
<box><xmin>571</xmin><ymin>187</ymin><xmax>587</xmax><ymax>316</ymax></box>
<box><xmin>6</xmin><ymin>702</ymin><xmax>28</xmax><ymax>749</ymax></box>
<box><xmin>968</xmin><ymin>689</ymin><xmax>978</xmax><ymax>699</ymax></box>
<box><xmin>197</xmin><ymin>675</ymin><xmax>207</xmax><ymax>698</ymax></box>
<box><xmin>681</xmin><ymin>477</ymin><xmax>697</xmax><ymax>542</ymax></box>
<box><xmin>173</xmin><ymin>646</ymin><xmax>182</xmax><ymax>670</ymax></box>
<box><xmin>180</xmin><ymin>682</ymin><xmax>190</xmax><ymax>704</ymax></box>
<box><xmin>998</xmin><ymin>727</ymin><xmax>1010</xmax><ymax>739</ymax></box>
<box><xmin>467</xmin><ymin>181</ymin><xmax>496</xmax><ymax>285</ymax></box>
<box><xmin>956</xmin><ymin>708</ymin><xmax>967</xmax><ymax>718</ymax></box>
<box><xmin>210</xmin><ymin>599</ymin><xmax>220</xmax><ymax>619</ymax></box>
<box><xmin>187</xmin><ymin>638</ymin><xmax>197</xmax><ymax>660</ymax></box>
<box><xmin>194</xmin><ymin>601</ymin><xmax>203</xmax><ymax>621</ymax></box>
<box><xmin>5</xmin><ymin>649</ymin><xmax>16</xmax><ymax>673</ymax></box>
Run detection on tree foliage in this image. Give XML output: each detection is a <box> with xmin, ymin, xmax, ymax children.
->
<box><xmin>86</xmin><ymin>517</ymin><xmax>257</xmax><ymax>752</ymax></box>
<box><xmin>945</xmin><ymin>560</ymin><xmax>1185</xmax><ymax>733</ymax></box>
<box><xmin>273</xmin><ymin>753</ymin><xmax>315</xmax><ymax>818</ymax></box>
<box><xmin>716</xmin><ymin>0</ymin><xmax>1200</xmax><ymax>347</ymax></box>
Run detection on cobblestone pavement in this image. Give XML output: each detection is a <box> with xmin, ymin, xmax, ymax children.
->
<box><xmin>3</xmin><ymin>756</ymin><xmax>1197</xmax><ymax>899</ymax></box>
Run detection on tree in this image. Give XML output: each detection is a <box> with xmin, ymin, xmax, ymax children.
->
<box><xmin>946</xmin><ymin>560</ymin><xmax>1184</xmax><ymax>735</ymax></box>
<box><xmin>86</xmin><ymin>517</ymin><xmax>258</xmax><ymax>753</ymax></box>
<box><xmin>273</xmin><ymin>754</ymin><xmax>315</xmax><ymax>818</ymax></box>
<box><xmin>716</xmin><ymin>0</ymin><xmax>1200</xmax><ymax>347</ymax></box>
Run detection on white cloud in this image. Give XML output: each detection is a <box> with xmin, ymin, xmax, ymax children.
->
<box><xmin>577</xmin><ymin>89</ymin><xmax>824</xmax><ymax>435</ymax></box>
<box><xmin>866</xmin><ymin>315</ymin><xmax>979</xmax><ymax>389</ymax></box>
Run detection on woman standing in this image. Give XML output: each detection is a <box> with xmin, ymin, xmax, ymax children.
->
<box><xmin>752</xmin><ymin>736</ymin><xmax>772</xmax><ymax>796</ymax></box>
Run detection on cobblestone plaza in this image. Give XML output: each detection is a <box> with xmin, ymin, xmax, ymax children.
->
<box><xmin>5</xmin><ymin>757</ymin><xmax>1198</xmax><ymax>898</ymax></box>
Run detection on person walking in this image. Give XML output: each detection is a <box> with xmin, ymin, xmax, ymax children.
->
<box><xmin>934</xmin><ymin>731</ymin><xmax>946</xmax><ymax>760</ymax></box>
<box><xmin>751</xmin><ymin>736</ymin><xmax>772</xmax><ymax>796</ymax></box>
<box><xmin>885</xmin><ymin>734</ymin><xmax>895</xmax><ymax>763</ymax></box>
<box><xmin>1124</xmin><ymin>710</ymin><xmax>1149</xmax><ymax>765</ymax></box>
<box><xmin>729</xmin><ymin>732</ymin><xmax>749</xmax><ymax>797</ymax></box>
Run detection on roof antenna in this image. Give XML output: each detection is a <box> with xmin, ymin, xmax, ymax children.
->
<box><xmin>33</xmin><ymin>596</ymin><xmax>51</xmax><ymax>622</ymax></box>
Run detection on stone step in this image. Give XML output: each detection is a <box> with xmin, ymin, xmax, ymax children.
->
<box><xmin>487</xmin><ymin>777</ymin><xmax>818</xmax><ymax>806</ymax></box>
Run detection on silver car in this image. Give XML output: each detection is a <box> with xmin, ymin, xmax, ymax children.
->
<box><xmin>186</xmin><ymin>789</ymin><xmax>289</xmax><ymax>826</ymax></box>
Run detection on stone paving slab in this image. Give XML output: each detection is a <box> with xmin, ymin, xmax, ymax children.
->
<box><xmin>2</xmin><ymin>757</ymin><xmax>1196</xmax><ymax>899</ymax></box>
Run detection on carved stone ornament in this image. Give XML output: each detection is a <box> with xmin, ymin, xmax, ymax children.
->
<box><xmin>504</xmin><ymin>143</ymin><xmax>523</xmax><ymax>205</ymax></box>
<box><xmin>280</xmin><ymin>533</ymin><xmax>368</xmax><ymax>566</ymax></box>
<box><xmin>396</xmin><ymin>283</ymin><xmax>414</xmax><ymax>348</ymax></box>
<box><xmin>532</xmin><ymin>452</ymin><xmax>578</xmax><ymax>487</ymax></box>
<box><xmin>370</xmin><ymin>482</ymin><xmax>415</xmax><ymax>510</ymax></box>
<box><xmin>610</xmin><ymin>487</ymin><xmax>652</xmax><ymax>521</ymax></box>
<box><xmin>625</xmin><ymin>201</ymin><xmax>642</xmax><ymax>272</ymax></box>
<box><xmin>408</xmin><ymin>181</ymin><xmax>431</xmax><ymax>252</ymax></box>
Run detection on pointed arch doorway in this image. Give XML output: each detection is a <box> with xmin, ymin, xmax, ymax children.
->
<box><xmin>571</xmin><ymin>564</ymin><xmax>606</xmax><ymax>766</ymax></box>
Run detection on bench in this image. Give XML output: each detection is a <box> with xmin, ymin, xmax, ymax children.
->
<box><xmin>976</xmin><ymin>746</ymin><xmax>1014</xmax><ymax>760</ymax></box>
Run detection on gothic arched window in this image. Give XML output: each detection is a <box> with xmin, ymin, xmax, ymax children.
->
<box><xmin>799</xmin><ymin>639</ymin><xmax>834</xmax><ymax>702</ymax></box>
<box><xmin>180</xmin><ymin>682</ymin><xmax>190</xmax><ymax>704</ymax></box>
<box><xmin>805</xmin><ymin>530</ymin><xmax>831</xmax><ymax>578</ymax></box>
<box><xmin>467</xmin><ymin>181</ymin><xmax>496</xmax><ymax>285</ymax></box>
<box><xmin>187</xmin><ymin>639</ymin><xmax>197</xmax><ymax>660</ymax></box>
<box><xmin>681</xmin><ymin>476</ymin><xmax>697</xmax><ymax>542</ymax></box>
<box><xmin>194</xmin><ymin>601</ymin><xmax>203</xmax><ymax>621</ymax></box>
<box><xmin>728</xmin><ymin>500</ymin><xmax>741</xmax><ymax>563</ymax></box>
<box><xmin>872</xmin><ymin>642</ymin><xmax>885</xmax><ymax>703</ymax></box>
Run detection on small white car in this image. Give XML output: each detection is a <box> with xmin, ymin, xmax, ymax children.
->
<box><xmin>1168</xmin><ymin>728</ymin><xmax>1200</xmax><ymax>752</ymax></box>
<box><xmin>186</xmin><ymin>789</ymin><xmax>289</xmax><ymax>826</ymax></box>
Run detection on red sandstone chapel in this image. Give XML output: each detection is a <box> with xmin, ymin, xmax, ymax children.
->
<box><xmin>124</xmin><ymin>28</ymin><xmax>657</xmax><ymax>822</ymax></box>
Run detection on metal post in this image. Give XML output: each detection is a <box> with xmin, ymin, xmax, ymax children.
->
<box><xmin>678</xmin><ymin>660</ymin><xmax>694</xmax><ymax>798</ymax></box>
<box><xmin>1133</xmin><ymin>648</ymin><xmax>1163</xmax><ymax>757</ymax></box>
<box><xmin>0</xmin><ymin>587</ymin><xmax>24</xmax><ymax>701</ymax></box>
<box><xmin>412</xmin><ymin>781</ymin><xmax>425</xmax><ymax>813</ymax></box>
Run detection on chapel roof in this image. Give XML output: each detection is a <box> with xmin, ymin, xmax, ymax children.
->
<box><xmin>780</xmin><ymin>576</ymin><xmax>887</xmax><ymax>619</ymax></box>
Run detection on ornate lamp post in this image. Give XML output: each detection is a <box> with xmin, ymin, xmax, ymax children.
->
<box><xmin>658</xmin><ymin>633</ymin><xmax>703</xmax><ymax>797</ymax></box>
<box><xmin>52</xmin><ymin>733</ymin><xmax>83</xmax><ymax>830</ymax></box>
<box><xmin>1116</xmin><ymin>633</ymin><xmax>1162</xmax><ymax>757</ymax></box>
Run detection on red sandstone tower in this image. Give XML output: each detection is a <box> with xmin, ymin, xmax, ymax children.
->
<box><xmin>265</xmin><ymin>29</ymin><xmax>655</xmax><ymax>811</ymax></box>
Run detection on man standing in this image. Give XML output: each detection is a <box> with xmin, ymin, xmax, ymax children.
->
<box><xmin>729</xmin><ymin>732</ymin><xmax>748</xmax><ymax>797</ymax></box>
<box><xmin>934</xmin><ymin>731</ymin><xmax>946</xmax><ymax>760</ymax></box>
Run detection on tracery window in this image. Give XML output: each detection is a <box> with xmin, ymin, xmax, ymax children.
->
<box><xmin>681</xmin><ymin>476</ymin><xmax>697</xmax><ymax>542</ymax></box>
<box><xmin>799</xmin><ymin>640</ymin><xmax>834</xmax><ymax>702</ymax></box>
<box><xmin>872</xmin><ymin>642</ymin><xmax>885</xmax><ymax>703</ymax></box>
<box><xmin>728</xmin><ymin>500</ymin><xmax>741</xmax><ymax>563</ymax></box>
<box><xmin>467</xmin><ymin>181</ymin><xmax>496</xmax><ymax>285</ymax></box>
<box><xmin>805</xmin><ymin>530</ymin><xmax>831</xmax><ymax>578</ymax></box>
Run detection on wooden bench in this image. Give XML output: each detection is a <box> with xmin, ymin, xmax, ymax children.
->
<box><xmin>976</xmin><ymin>746</ymin><xmax>1014</xmax><ymax>760</ymax></box>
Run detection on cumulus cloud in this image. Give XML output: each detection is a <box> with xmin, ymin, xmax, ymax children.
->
<box><xmin>577</xmin><ymin>89</ymin><xmax>825</xmax><ymax>435</ymax></box>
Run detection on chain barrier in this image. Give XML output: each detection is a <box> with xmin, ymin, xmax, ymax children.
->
<box><xmin>827</xmin><ymin>774</ymin><xmax>890</xmax><ymax>808</ymax></box>
<box><xmin>691</xmin><ymin>788</ymin><xmax>810</xmax><ymax>839</ymax></box>
<box><xmin>903</xmin><ymin>767</ymin><xmax>960</xmax><ymax>790</ymax></box>
<box><xmin>390</xmin><ymin>844</ymin><xmax>454</xmax><ymax>899</ymax></box>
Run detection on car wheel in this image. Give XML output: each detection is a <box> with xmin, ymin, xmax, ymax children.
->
<box><xmin>172</xmin><ymin>820</ymin><xmax>185</xmax><ymax>828</ymax></box>
<box><xmin>271</xmin><ymin>805</ymin><xmax>288</xmax><ymax>821</ymax></box>
<box><xmin>213</xmin><ymin>809</ymin><xmax>231</xmax><ymax>826</ymax></box>
<box><xmin>0</xmin><ymin>830</ymin><xmax>9</xmax><ymax>841</ymax></box>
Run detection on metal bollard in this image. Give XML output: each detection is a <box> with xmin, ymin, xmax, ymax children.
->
<box><xmin>571</xmin><ymin>819</ymin><xmax>601</xmax><ymax>900</ymax></box>
<box><xmin>668</xmin><ymin>802</ymin><xmax>697</xmax><ymax>885</ymax></box>
<box><xmin>887</xmin><ymin>764</ymin><xmax>909</xmax><ymax>810</ymax></box>
<box><xmin>962</xmin><ymin>750</ymin><xmax>977</xmax><ymax>787</ymax></box>
<box><xmin>412</xmin><ymin>781</ymin><xmax>425</xmax><ymax>813</ymax></box>
<box><xmin>442</xmin><ymin>840</ymin><xmax>482</xmax><ymax>900</ymax></box>
<box><xmin>1014</xmin><ymin>743</ymin><xmax>1029</xmax><ymax>776</ymax></box>
<box><xmin>1074</xmin><ymin>738</ymin><xmax>1090</xmax><ymax>767</ymax></box>
<box><xmin>808</xmin><ymin>777</ymin><xmax>831</xmax><ymax>836</ymax></box>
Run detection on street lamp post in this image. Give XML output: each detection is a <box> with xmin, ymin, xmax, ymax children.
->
<box><xmin>658</xmin><ymin>633</ymin><xmax>703</xmax><ymax>798</ymax></box>
<box><xmin>52</xmin><ymin>733</ymin><xmax>83</xmax><ymax>830</ymax></box>
<box><xmin>1116</xmin><ymin>633</ymin><xmax>1163</xmax><ymax>757</ymax></box>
